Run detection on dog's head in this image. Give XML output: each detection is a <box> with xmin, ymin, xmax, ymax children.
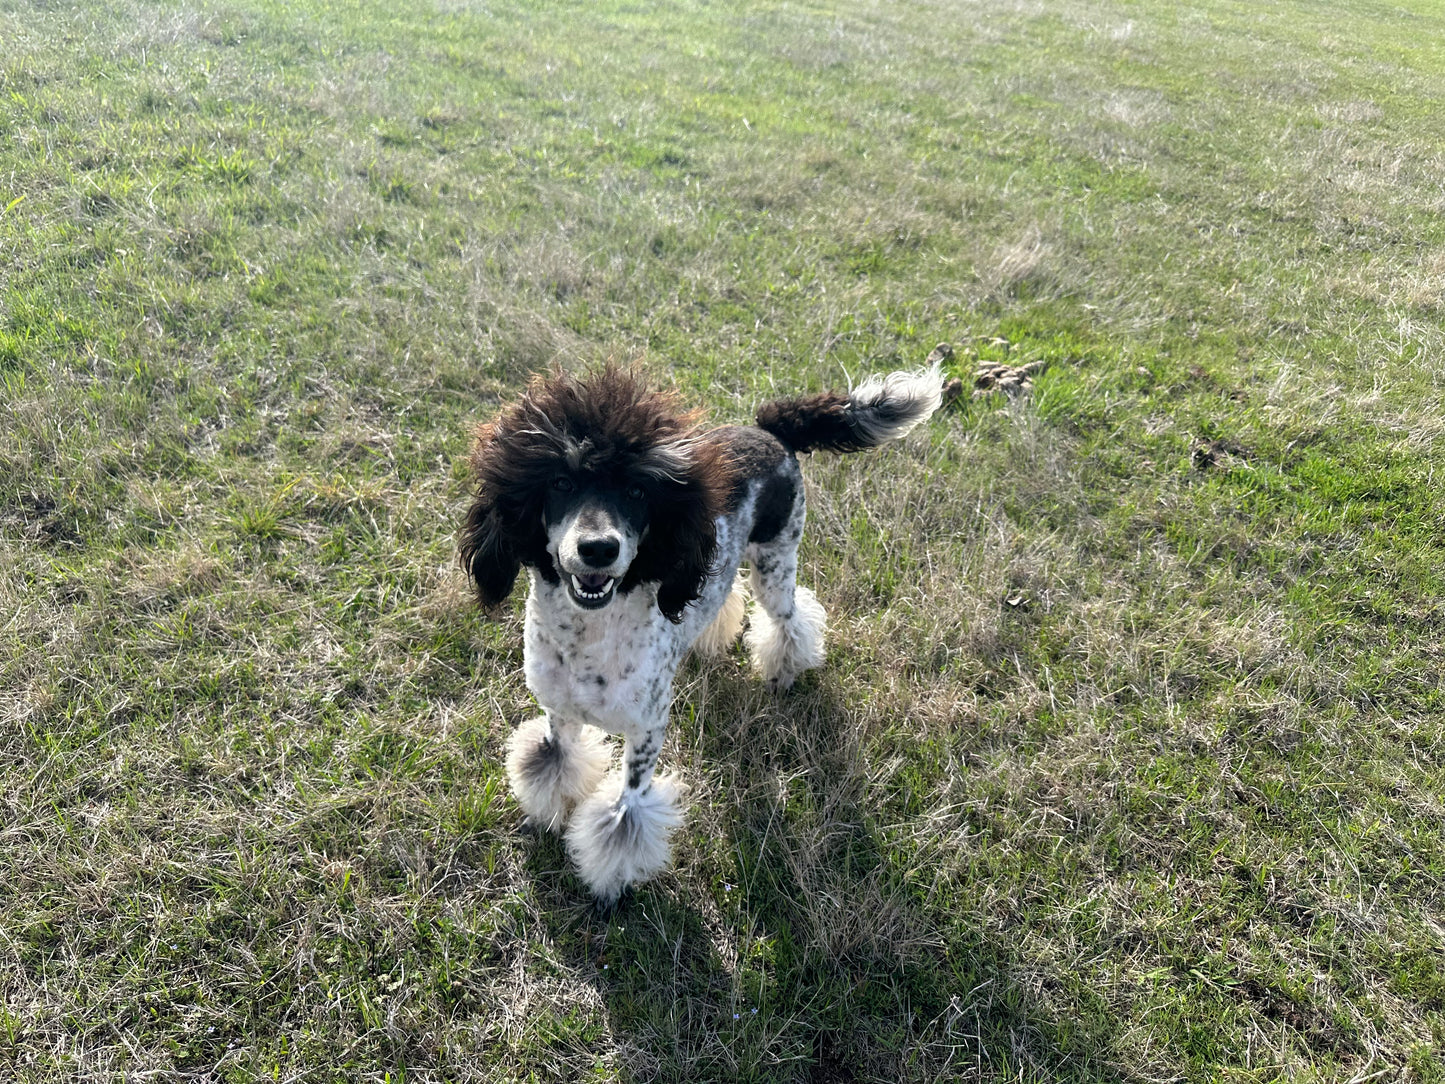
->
<box><xmin>459</xmin><ymin>366</ymin><xmax>733</xmax><ymax>623</ymax></box>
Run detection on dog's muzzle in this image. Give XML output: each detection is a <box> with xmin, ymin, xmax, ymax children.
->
<box><xmin>564</xmin><ymin>531</ymin><xmax>624</xmax><ymax>609</ymax></box>
<box><xmin>553</xmin><ymin>497</ymin><xmax>636</xmax><ymax>611</ymax></box>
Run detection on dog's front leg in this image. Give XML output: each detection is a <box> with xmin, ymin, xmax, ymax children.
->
<box><xmin>564</xmin><ymin>713</ymin><xmax>684</xmax><ymax>907</ymax></box>
<box><xmin>503</xmin><ymin>711</ymin><xmax>610</xmax><ymax>833</ymax></box>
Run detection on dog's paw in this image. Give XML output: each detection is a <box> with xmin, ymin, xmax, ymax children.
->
<box><xmin>591</xmin><ymin>885</ymin><xmax>634</xmax><ymax>918</ymax></box>
<box><xmin>505</xmin><ymin>717</ymin><xmax>611</xmax><ymax>832</ymax></box>
<box><xmin>746</xmin><ymin>586</ymin><xmax>826</xmax><ymax>688</ymax></box>
<box><xmin>565</xmin><ymin>772</ymin><xmax>685</xmax><ymax>903</ymax></box>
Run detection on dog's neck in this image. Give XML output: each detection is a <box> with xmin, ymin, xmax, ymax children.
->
<box><xmin>526</xmin><ymin>569</ymin><xmax>662</xmax><ymax>644</ymax></box>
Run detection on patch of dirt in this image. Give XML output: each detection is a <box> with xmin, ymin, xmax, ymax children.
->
<box><xmin>3</xmin><ymin>492</ymin><xmax>83</xmax><ymax>548</ymax></box>
<box><xmin>1191</xmin><ymin>438</ymin><xmax>1250</xmax><ymax>471</ymax></box>
<box><xmin>1234</xmin><ymin>978</ymin><xmax>1363</xmax><ymax>1058</ymax></box>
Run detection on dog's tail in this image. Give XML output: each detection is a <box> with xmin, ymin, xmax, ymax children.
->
<box><xmin>755</xmin><ymin>363</ymin><xmax>944</xmax><ymax>454</ymax></box>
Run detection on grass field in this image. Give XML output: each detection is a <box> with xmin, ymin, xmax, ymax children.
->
<box><xmin>3</xmin><ymin>0</ymin><xmax>1444</xmax><ymax>1079</ymax></box>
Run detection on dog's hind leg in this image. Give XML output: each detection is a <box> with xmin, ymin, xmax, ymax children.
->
<box><xmin>504</xmin><ymin>714</ymin><xmax>610</xmax><ymax>833</ymax></box>
<box><xmin>565</xmin><ymin>716</ymin><xmax>684</xmax><ymax>906</ymax></box>
<box><xmin>744</xmin><ymin>496</ymin><xmax>826</xmax><ymax>690</ymax></box>
<box><xmin>692</xmin><ymin>573</ymin><xmax>747</xmax><ymax>658</ymax></box>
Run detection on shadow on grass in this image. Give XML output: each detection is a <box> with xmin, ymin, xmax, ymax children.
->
<box><xmin>518</xmin><ymin>665</ymin><xmax>1125</xmax><ymax>1084</ymax></box>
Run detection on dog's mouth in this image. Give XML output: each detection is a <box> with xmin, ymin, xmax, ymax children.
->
<box><xmin>567</xmin><ymin>571</ymin><xmax>617</xmax><ymax>609</ymax></box>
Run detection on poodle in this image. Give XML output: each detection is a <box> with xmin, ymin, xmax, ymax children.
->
<box><xmin>459</xmin><ymin>362</ymin><xmax>943</xmax><ymax>905</ymax></box>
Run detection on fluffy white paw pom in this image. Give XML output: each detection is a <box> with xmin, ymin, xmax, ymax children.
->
<box><xmin>693</xmin><ymin>576</ymin><xmax>748</xmax><ymax>658</ymax></box>
<box><xmin>504</xmin><ymin>717</ymin><xmax>610</xmax><ymax>832</ymax></box>
<box><xmin>565</xmin><ymin>772</ymin><xmax>685</xmax><ymax>905</ymax></box>
<box><xmin>745</xmin><ymin>585</ymin><xmax>827</xmax><ymax>690</ymax></box>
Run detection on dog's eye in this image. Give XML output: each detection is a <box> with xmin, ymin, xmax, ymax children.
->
<box><xmin>551</xmin><ymin>477</ymin><xmax>574</xmax><ymax>493</ymax></box>
<box><xmin>624</xmin><ymin>484</ymin><xmax>645</xmax><ymax>501</ymax></box>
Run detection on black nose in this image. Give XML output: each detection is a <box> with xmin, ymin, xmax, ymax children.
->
<box><xmin>577</xmin><ymin>536</ymin><xmax>620</xmax><ymax>568</ymax></box>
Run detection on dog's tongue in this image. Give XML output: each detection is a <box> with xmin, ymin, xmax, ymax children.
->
<box><xmin>576</xmin><ymin>572</ymin><xmax>610</xmax><ymax>591</ymax></box>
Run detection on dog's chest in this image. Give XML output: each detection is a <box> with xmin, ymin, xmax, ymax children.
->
<box><xmin>523</xmin><ymin>584</ymin><xmax>678</xmax><ymax>730</ymax></box>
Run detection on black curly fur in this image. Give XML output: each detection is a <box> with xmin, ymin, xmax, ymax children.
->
<box><xmin>459</xmin><ymin>366</ymin><xmax>733</xmax><ymax>623</ymax></box>
<box><xmin>754</xmin><ymin>391</ymin><xmax>876</xmax><ymax>453</ymax></box>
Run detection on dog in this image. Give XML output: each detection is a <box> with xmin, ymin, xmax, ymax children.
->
<box><xmin>459</xmin><ymin>363</ymin><xmax>942</xmax><ymax>905</ymax></box>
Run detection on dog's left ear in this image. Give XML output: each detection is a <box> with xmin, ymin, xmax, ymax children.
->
<box><xmin>628</xmin><ymin>438</ymin><xmax>733</xmax><ymax>623</ymax></box>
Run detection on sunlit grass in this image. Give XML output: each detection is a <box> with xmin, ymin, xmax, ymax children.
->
<box><xmin>2</xmin><ymin>0</ymin><xmax>1443</xmax><ymax>1080</ymax></box>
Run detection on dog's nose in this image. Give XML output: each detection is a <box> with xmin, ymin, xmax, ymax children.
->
<box><xmin>577</xmin><ymin>536</ymin><xmax>620</xmax><ymax>568</ymax></box>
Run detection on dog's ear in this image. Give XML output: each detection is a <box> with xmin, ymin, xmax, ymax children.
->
<box><xmin>458</xmin><ymin>494</ymin><xmax>522</xmax><ymax>611</ymax></box>
<box><xmin>629</xmin><ymin>437</ymin><xmax>733</xmax><ymax>624</ymax></box>
<box><xmin>458</xmin><ymin>419</ymin><xmax>552</xmax><ymax>612</ymax></box>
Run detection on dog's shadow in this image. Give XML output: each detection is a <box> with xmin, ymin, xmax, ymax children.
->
<box><xmin>515</xmin><ymin>653</ymin><xmax>1122</xmax><ymax>1083</ymax></box>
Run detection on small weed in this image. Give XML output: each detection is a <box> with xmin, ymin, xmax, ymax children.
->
<box><xmin>233</xmin><ymin>502</ymin><xmax>287</xmax><ymax>539</ymax></box>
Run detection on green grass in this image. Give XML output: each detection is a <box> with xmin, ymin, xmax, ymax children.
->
<box><xmin>3</xmin><ymin>0</ymin><xmax>1444</xmax><ymax>1080</ymax></box>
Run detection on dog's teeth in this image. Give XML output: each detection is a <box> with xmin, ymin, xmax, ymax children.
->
<box><xmin>570</xmin><ymin>575</ymin><xmax>615</xmax><ymax>600</ymax></box>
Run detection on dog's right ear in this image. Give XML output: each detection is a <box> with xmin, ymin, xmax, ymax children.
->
<box><xmin>458</xmin><ymin>494</ymin><xmax>521</xmax><ymax>611</ymax></box>
<box><xmin>459</xmin><ymin>384</ymin><xmax>572</xmax><ymax>611</ymax></box>
<box><xmin>458</xmin><ymin>420</ymin><xmax>531</xmax><ymax>612</ymax></box>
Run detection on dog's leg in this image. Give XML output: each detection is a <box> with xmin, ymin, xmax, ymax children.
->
<box><xmin>692</xmin><ymin>573</ymin><xmax>748</xmax><ymax>658</ymax></box>
<box><xmin>745</xmin><ymin>499</ymin><xmax>826</xmax><ymax>690</ymax></box>
<box><xmin>504</xmin><ymin>713</ymin><xmax>610</xmax><ymax>833</ymax></box>
<box><xmin>565</xmin><ymin>717</ymin><xmax>684</xmax><ymax>906</ymax></box>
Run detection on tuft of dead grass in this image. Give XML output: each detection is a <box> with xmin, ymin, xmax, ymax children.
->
<box><xmin>985</xmin><ymin>224</ymin><xmax>1060</xmax><ymax>299</ymax></box>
